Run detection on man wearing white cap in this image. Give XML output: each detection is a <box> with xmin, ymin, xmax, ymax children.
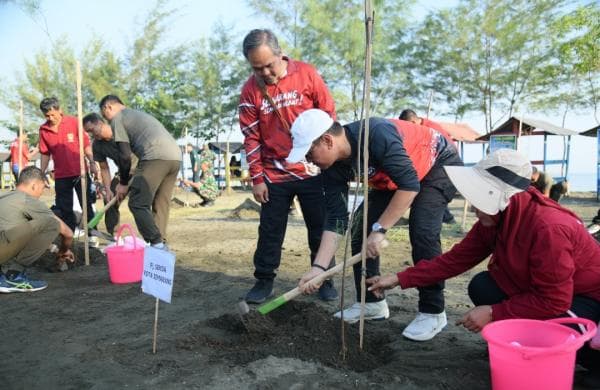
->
<box><xmin>290</xmin><ymin>109</ymin><xmax>463</xmax><ymax>341</ymax></box>
<box><xmin>367</xmin><ymin>149</ymin><xmax>600</xmax><ymax>386</ymax></box>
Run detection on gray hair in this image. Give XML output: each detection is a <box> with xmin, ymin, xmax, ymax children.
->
<box><xmin>242</xmin><ymin>29</ymin><xmax>281</xmax><ymax>59</ymax></box>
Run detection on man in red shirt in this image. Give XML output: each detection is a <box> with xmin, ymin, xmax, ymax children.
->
<box><xmin>38</xmin><ymin>97</ymin><xmax>97</xmax><ymax>233</ymax></box>
<box><xmin>367</xmin><ymin>149</ymin><xmax>600</xmax><ymax>385</ymax></box>
<box><xmin>291</xmin><ymin>111</ymin><xmax>462</xmax><ymax>341</ymax></box>
<box><xmin>9</xmin><ymin>134</ymin><xmax>38</xmax><ymax>182</ymax></box>
<box><xmin>399</xmin><ymin>108</ymin><xmax>457</xmax><ymax>224</ymax></box>
<box><xmin>239</xmin><ymin>29</ymin><xmax>337</xmax><ymax>303</ymax></box>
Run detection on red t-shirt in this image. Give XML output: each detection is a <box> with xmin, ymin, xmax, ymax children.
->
<box><xmin>38</xmin><ymin>115</ymin><xmax>91</xmax><ymax>179</ymax></box>
<box><xmin>9</xmin><ymin>138</ymin><xmax>30</xmax><ymax>168</ymax></box>
<box><xmin>367</xmin><ymin>119</ymin><xmax>447</xmax><ymax>191</ymax></box>
<box><xmin>239</xmin><ymin>58</ymin><xmax>336</xmax><ymax>184</ymax></box>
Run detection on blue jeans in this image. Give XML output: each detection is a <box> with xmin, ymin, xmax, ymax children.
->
<box><xmin>253</xmin><ymin>176</ymin><xmax>328</xmax><ymax>280</ymax></box>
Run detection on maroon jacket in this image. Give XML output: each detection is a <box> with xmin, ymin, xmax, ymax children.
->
<box><xmin>238</xmin><ymin>57</ymin><xmax>336</xmax><ymax>185</ymax></box>
<box><xmin>397</xmin><ymin>188</ymin><xmax>600</xmax><ymax>321</ymax></box>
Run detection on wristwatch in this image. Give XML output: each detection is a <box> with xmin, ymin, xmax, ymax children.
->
<box><xmin>372</xmin><ymin>222</ymin><xmax>387</xmax><ymax>234</ymax></box>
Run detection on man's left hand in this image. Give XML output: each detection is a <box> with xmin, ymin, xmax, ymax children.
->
<box><xmin>456</xmin><ymin>305</ymin><xmax>493</xmax><ymax>333</ymax></box>
<box><xmin>366</xmin><ymin>231</ymin><xmax>386</xmax><ymax>258</ymax></box>
<box><xmin>116</xmin><ymin>183</ymin><xmax>129</xmax><ymax>201</ymax></box>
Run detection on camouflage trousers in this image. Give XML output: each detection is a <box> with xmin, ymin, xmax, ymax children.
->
<box><xmin>193</xmin><ymin>178</ymin><xmax>218</xmax><ymax>202</ymax></box>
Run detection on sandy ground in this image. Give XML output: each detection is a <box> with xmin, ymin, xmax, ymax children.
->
<box><xmin>1</xmin><ymin>187</ymin><xmax>598</xmax><ymax>389</ymax></box>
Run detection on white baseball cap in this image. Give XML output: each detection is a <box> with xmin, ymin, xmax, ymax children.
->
<box><xmin>286</xmin><ymin>109</ymin><xmax>334</xmax><ymax>163</ymax></box>
<box><xmin>444</xmin><ymin>149</ymin><xmax>532</xmax><ymax>215</ymax></box>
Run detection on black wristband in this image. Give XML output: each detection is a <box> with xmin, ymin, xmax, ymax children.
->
<box><xmin>312</xmin><ymin>263</ymin><xmax>328</xmax><ymax>272</ymax></box>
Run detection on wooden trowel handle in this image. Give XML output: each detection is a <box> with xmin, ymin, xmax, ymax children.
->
<box><xmin>257</xmin><ymin>240</ymin><xmax>388</xmax><ymax>315</ymax></box>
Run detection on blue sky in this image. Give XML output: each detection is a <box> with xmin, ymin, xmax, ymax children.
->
<box><xmin>0</xmin><ymin>0</ymin><xmax>597</xmax><ymax>187</ymax></box>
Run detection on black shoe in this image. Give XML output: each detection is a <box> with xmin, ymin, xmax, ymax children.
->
<box><xmin>201</xmin><ymin>200</ymin><xmax>215</xmax><ymax>207</ymax></box>
<box><xmin>318</xmin><ymin>279</ymin><xmax>338</xmax><ymax>301</ymax></box>
<box><xmin>443</xmin><ymin>217</ymin><xmax>456</xmax><ymax>225</ymax></box>
<box><xmin>245</xmin><ymin>279</ymin><xmax>274</xmax><ymax>304</ymax></box>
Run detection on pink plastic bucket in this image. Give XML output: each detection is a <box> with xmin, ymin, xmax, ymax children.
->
<box><xmin>481</xmin><ymin>317</ymin><xmax>596</xmax><ymax>390</ymax></box>
<box><xmin>104</xmin><ymin>224</ymin><xmax>144</xmax><ymax>284</ymax></box>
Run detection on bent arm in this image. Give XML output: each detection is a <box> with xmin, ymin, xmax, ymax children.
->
<box><xmin>239</xmin><ymin>86</ymin><xmax>265</xmax><ymax>185</ymax></box>
<box><xmin>376</xmin><ymin>190</ymin><xmax>418</xmax><ymax>230</ymax></box>
<box><xmin>40</xmin><ymin>154</ymin><xmax>50</xmax><ymax>175</ymax></box>
<box><xmin>116</xmin><ymin>142</ymin><xmax>133</xmax><ymax>185</ymax></box>
<box><xmin>397</xmin><ymin>222</ymin><xmax>495</xmax><ymax>289</ymax></box>
<box><xmin>54</xmin><ymin>215</ymin><xmax>73</xmax><ymax>252</ymax></box>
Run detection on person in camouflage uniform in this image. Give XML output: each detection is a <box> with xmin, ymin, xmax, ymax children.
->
<box><xmin>183</xmin><ymin>144</ymin><xmax>218</xmax><ymax>206</ymax></box>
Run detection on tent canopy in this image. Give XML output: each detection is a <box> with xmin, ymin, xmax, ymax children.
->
<box><xmin>477</xmin><ymin>116</ymin><xmax>578</xmax><ymax>141</ymax></box>
<box><xmin>208</xmin><ymin>142</ymin><xmax>243</xmax><ymax>154</ymax></box>
<box><xmin>436</xmin><ymin>121</ymin><xmax>482</xmax><ymax>142</ymax></box>
<box><xmin>580</xmin><ymin>125</ymin><xmax>600</xmax><ymax>137</ymax></box>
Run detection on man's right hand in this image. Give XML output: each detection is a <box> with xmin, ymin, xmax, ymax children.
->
<box><xmin>252</xmin><ymin>182</ymin><xmax>269</xmax><ymax>203</ymax></box>
<box><xmin>298</xmin><ymin>267</ymin><xmax>324</xmax><ymax>295</ymax></box>
<box><xmin>57</xmin><ymin>249</ymin><xmax>75</xmax><ymax>264</ymax></box>
<box><xmin>116</xmin><ymin>183</ymin><xmax>129</xmax><ymax>201</ymax></box>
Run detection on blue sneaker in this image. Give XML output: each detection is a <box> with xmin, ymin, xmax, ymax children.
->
<box><xmin>0</xmin><ymin>272</ymin><xmax>48</xmax><ymax>293</ymax></box>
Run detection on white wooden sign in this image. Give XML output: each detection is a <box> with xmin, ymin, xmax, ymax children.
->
<box><xmin>142</xmin><ymin>246</ymin><xmax>176</xmax><ymax>303</ymax></box>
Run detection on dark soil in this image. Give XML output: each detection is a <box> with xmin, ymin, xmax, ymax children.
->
<box><xmin>35</xmin><ymin>240</ymin><xmax>106</xmax><ymax>272</ymax></box>
<box><xmin>178</xmin><ymin>301</ymin><xmax>393</xmax><ymax>372</ymax></box>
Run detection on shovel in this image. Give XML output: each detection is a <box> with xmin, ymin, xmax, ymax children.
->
<box><xmin>243</xmin><ymin>239</ymin><xmax>389</xmax><ymax>316</ymax></box>
<box><xmin>87</xmin><ymin>196</ymin><xmax>118</xmax><ymax>230</ymax></box>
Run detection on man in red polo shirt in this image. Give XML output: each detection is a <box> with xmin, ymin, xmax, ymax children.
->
<box><xmin>9</xmin><ymin>134</ymin><xmax>38</xmax><ymax>182</ymax></box>
<box><xmin>38</xmin><ymin>97</ymin><xmax>97</xmax><ymax>234</ymax></box>
<box><xmin>239</xmin><ymin>29</ymin><xmax>337</xmax><ymax>303</ymax></box>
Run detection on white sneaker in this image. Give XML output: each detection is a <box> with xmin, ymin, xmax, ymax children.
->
<box><xmin>151</xmin><ymin>242</ymin><xmax>170</xmax><ymax>251</ymax></box>
<box><xmin>88</xmin><ymin>236</ymin><xmax>99</xmax><ymax>248</ymax></box>
<box><xmin>73</xmin><ymin>228</ymin><xmax>86</xmax><ymax>238</ymax></box>
<box><xmin>402</xmin><ymin>312</ymin><xmax>447</xmax><ymax>341</ymax></box>
<box><xmin>333</xmin><ymin>300</ymin><xmax>390</xmax><ymax>324</ymax></box>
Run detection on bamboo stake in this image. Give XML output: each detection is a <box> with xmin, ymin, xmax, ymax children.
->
<box><xmin>18</xmin><ymin>101</ymin><xmax>24</xmax><ymax>177</ymax></box>
<box><xmin>76</xmin><ymin>61</ymin><xmax>90</xmax><ymax>266</ymax></box>
<box><xmin>152</xmin><ymin>298</ymin><xmax>159</xmax><ymax>354</ymax></box>
<box><xmin>359</xmin><ymin>0</ymin><xmax>374</xmax><ymax>351</ymax></box>
<box><xmin>225</xmin><ymin>142</ymin><xmax>231</xmax><ymax>195</ymax></box>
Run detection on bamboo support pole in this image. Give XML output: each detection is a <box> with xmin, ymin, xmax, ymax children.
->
<box><xmin>76</xmin><ymin>61</ymin><xmax>90</xmax><ymax>265</ymax></box>
<box><xmin>359</xmin><ymin>0</ymin><xmax>374</xmax><ymax>350</ymax></box>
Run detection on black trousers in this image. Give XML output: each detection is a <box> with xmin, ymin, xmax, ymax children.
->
<box><xmin>54</xmin><ymin>175</ymin><xmax>95</xmax><ymax>232</ymax></box>
<box><xmin>469</xmin><ymin>271</ymin><xmax>600</xmax><ymax>372</ymax></box>
<box><xmin>104</xmin><ymin>176</ymin><xmax>121</xmax><ymax>235</ymax></box>
<box><xmin>253</xmin><ymin>176</ymin><xmax>329</xmax><ymax>280</ymax></box>
<box><xmin>351</xmin><ymin>163</ymin><xmax>458</xmax><ymax>309</ymax></box>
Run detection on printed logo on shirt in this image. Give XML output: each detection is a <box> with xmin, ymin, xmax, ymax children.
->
<box><xmin>260</xmin><ymin>90</ymin><xmax>304</xmax><ymax>114</ymax></box>
<box><xmin>67</xmin><ymin>133</ymin><xmax>75</xmax><ymax>143</ymax></box>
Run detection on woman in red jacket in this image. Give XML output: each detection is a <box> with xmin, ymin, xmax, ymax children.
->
<box><xmin>368</xmin><ymin>149</ymin><xmax>600</xmax><ymax>387</ymax></box>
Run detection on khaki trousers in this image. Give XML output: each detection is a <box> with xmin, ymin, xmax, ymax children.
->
<box><xmin>128</xmin><ymin>160</ymin><xmax>180</xmax><ymax>244</ymax></box>
<box><xmin>0</xmin><ymin>215</ymin><xmax>60</xmax><ymax>273</ymax></box>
